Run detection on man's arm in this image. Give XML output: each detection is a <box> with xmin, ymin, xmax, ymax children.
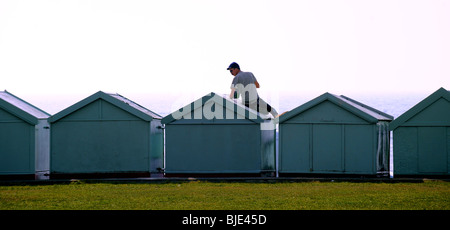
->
<box><xmin>229</xmin><ymin>88</ymin><xmax>236</xmax><ymax>99</ymax></box>
<box><xmin>250</xmin><ymin>73</ymin><xmax>260</xmax><ymax>88</ymax></box>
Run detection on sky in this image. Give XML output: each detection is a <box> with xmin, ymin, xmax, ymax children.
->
<box><xmin>1</xmin><ymin>0</ymin><xmax>449</xmax><ymax>114</ymax></box>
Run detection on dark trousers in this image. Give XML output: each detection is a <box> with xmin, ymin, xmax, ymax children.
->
<box><xmin>244</xmin><ymin>97</ymin><xmax>274</xmax><ymax>114</ymax></box>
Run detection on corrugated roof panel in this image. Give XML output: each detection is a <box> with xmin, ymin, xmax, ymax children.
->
<box><xmin>161</xmin><ymin>92</ymin><xmax>269</xmax><ymax>125</ymax></box>
<box><xmin>278</xmin><ymin>92</ymin><xmax>393</xmax><ymax>124</ymax></box>
<box><xmin>336</xmin><ymin>94</ymin><xmax>393</xmax><ymax>121</ymax></box>
<box><xmin>49</xmin><ymin>91</ymin><xmax>163</xmax><ymax>123</ymax></box>
<box><xmin>107</xmin><ymin>93</ymin><xmax>162</xmax><ymax>119</ymax></box>
<box><xmin>0</xmin><ymin>90</ymin><xmax>50</xmax><ymax>119</ymax></box>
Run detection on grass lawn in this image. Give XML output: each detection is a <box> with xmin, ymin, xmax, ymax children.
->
<box><xmin>0</xmin><ymin>180</ymin><xmax>449</xmax><ymax>210</ymax></box>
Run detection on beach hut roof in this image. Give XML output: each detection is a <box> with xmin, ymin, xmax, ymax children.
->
<box><xmin>161</xmin><ymin>92</ymin><xmax>270</xmax><ymax>125</ymax></box>
<box><xmin>48</xmin><ymin>91</ymin><xmax>162</xmax><ymax>123</ymax></box>
<box><xmin>0</xmin><ymin>90</ymin><xmax>50</xmax><ymax>125</ymax></box>
<box><xmin>278</xmin><ymin>92</ymin><xmax>393</xmax><ymax>124</ymax></box>
<box><xmin>389</xmin><ymin>87</ymin><xmax>450</xmax><ymax>130</ymax></box>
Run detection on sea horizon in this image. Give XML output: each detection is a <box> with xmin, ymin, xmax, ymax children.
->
<box><xmin>15</xmin><ymin>90</ymin><xmax>430</xmax><ymax>119</ymax></box>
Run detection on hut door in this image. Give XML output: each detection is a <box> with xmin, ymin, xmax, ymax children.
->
<box><xmin>312</xmin><ymin>125</ymin><xmax>342</xmax><ymax>172</ymax></box>
<box><xmin>418</xmin><ymin>127</ymin><xmax>447</xmax><ymax>173</ymax></box>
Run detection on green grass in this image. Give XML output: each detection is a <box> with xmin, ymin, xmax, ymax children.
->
<box><xmin>1</xmin><ymin>180</ymin><xmax>449</xmax><ymax>210</ymax></box>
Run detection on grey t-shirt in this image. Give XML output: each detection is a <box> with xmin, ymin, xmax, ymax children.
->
<box><xmin>230</xmin><ymin>71</ymin><xmax>259</xmax><ymax>103</ymax></box>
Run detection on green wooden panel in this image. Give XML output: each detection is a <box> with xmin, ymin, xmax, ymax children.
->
<box><xmin>390</xmin><ymin>88</ymin><xmax>449</xmax><ymax>130</ymax></box>
<box><xmin>165</xmin><ymin>124</ymin><xmax>261</xmax><ymax>173</ymax></box>
<box><xmin>59</xmin><ymin>99</ymin><xmax>140</xmax><ymax>121</ymax></box>
<box><xmin>260</xmin><ymin>129</ymin><xmax>275</xmax><ymax>171</ymax></box>
<box><xmin>406</xmin><ymin>98</ymin><xmax>450</xmax><ymax>126</ymax></box>
<box><xmin>312</xmin><ymin>125</ymin><xmax>342</xmax><ymax>172</ymax></box>
<box><xmin>59</xmin><ymin>100</ymin><xmax>101</xmax><ymax>121</ymax></box>
<box><xmin>448</xmin><ymin>127</ymin><xmax>450</xmax><ymax>174</ymax></box>
<box><xmin>162</xmin><ymin>92</ymin><xmax>264</xmax><ymax>125</ymax></box>
<box><xmin>101</xmin><ymin>99</ymin><xmax>141</xmax><ymax>121</ymax></box>
<box><xmin>344</xmin><ymin>125</ymin><xmax>374</xmax><ymax>173</ymax></box>
<box><xmin>0</xmin><ymin>122</ymin><xmax>34</xmax><ymax>174</ymax></box>
<box><xmin>51</xmin><ymin>120</ymin><xmax>150</xmax><ymax>173</ymax></box>
<box><xmin>393</xmin><ymin>127</ymin><xmax>418</xmax><ymax>175</ymax></box>
<box><xmin>279</xmin><ymin>124</ymin><xmax>310</xmax><ymax>172</ymax></box>
<box><xmin>394</xmin><ymin>126</ymin><xmax>449</xmax><ymax>175</ymax></box>
<box><xmin>0</xmin><ymin>107</ymin><xmax>22</xmax><ymax>122</ymax></box>
<box><xmin>168</xmin><ymin>99</ymin><xmax>255</xmax><ymax>125</ymax></box>
<box><xmin>418</xmin><ymin>127</ymin><xmax>447</xmax><ymax>173</ymax></box>
<box><xmin>284</xmin><ymin>101</ymin><xmax>368</xmax><ymax>124</ymax></box>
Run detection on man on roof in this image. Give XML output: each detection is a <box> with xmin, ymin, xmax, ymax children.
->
<box><xmin>227</xmin><ymin>62</ymin><xmax>278</xmax><ymax>118</ymax></box>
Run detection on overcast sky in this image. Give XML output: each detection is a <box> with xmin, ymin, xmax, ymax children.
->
<box><xmin>1</xmin><ymin>0</ymin><xmax>449</xmax><ymax>114</ymax></box>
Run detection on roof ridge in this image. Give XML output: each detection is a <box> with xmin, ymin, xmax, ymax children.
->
<box><xmin>161</xmin><ymin>92</ymin><xmax>268</xmax><ymax>125</ymax></box>
<box><xmin>49</xmin><ymin>91</ymin><xmax>161</xmax><ymax>123</ymax></box>
<box><xmin>389</xmin><ymin>87</ymin><xmax>449</xmax><ymax>130</ymax></box>
<box><xmin>278</xmin><ymin>92</ymin><xmax>393</xmax><ymax>123</ymax></box>
<box><xmin>108</xmin><ymin>92</ymin><xmax>162</xmax><ymax>119</ymax></box>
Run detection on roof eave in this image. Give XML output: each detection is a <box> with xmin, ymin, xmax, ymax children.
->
<box><xmin>162</xmin><ymin>92</ymin><xmax>266</xmax><ymax>125</ymax></box>
<box><xmin>390</xmin><ymin>87</ymin><xmax>449</xmax><ymax>130</ymax></box>
<box><xmin>49</xmin><ymin>91</ymin><xmax>159</xmax><ymax>123</ymax></box>
<box><xmin>278</xmin><ymin>92</ymin><xmax>391</xmax><ymax>124</ymax></box>
<box><xmin>0</xmin><ymin>100</ymin><xmax>39</xmax><ymax>125</ymax></box>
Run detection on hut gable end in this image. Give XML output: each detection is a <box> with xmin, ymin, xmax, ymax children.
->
<box><xmin>162</xmin><ymin>92</ymin><xmax>267</xmax><ymax>125</ymax></box>
<box><xmin>0</xmin><ymin>90</ymin><xmax>50</xmax><ymax>125</ymax></box>
<box><xmin>390</xmin><ymin>87</ymin><xmax>450</xmax><ymax>130</ymax></box>
<box><xmin>283</xmin><ymin>100</ymin><xmax>369</xmax><ymax>124</ymax></box>
<box><xmin>49</xmin><ymin>91</ymin><xmax>161</xmax><ymax>123</ymax></box>
<box><xmin>403</xmin><ymin>97</ymin><xmax>450</xmax><ymax>126</ymax></box>
<box><xmin>57</xmin><ymin>99</ymin><xmax>141</xmax><ymax>122</ymax></box>
<box><xmin>0</xmin><ymin>90</ymin><xmax>50</xmax><ymax>179</ymax></box>
<box><xmin>279</xmin><ymin>93</ymin><xmax>391</xmax><ymax>125</ymax></box>
<box><xmin>0</xmin><ymin>107</ymin><xmax>22</xmax><ymax>122</ymax></box>
<box><xmin>391</xmin><ymin>87</ymin><xmax>450</xmax><ymax>176</ymax></box>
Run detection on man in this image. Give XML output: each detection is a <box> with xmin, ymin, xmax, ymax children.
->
<box><xmin>227</xmin><ymin>62</ymin><xmax>278</xmax><ymax>118</ymax></box>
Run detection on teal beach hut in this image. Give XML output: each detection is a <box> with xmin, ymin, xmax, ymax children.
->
<box><xmin>48</xmin><ymin>91</ymin><xmax>163</xmax><ymax>178</ymax></box>
<box><xmin>390</xmin><ymin>87</ymin><xmax>450</xmax><ymax>177</ymax></box>
<box><xmin>278</xmin><ymin>92</ymin><xmax>393</xmax><ymax>176</ymax></box>
<box><xmin>162</xmin><ymin>92</ymin><xmax>276</xmax><ymax>177</ymax></box>
<box><xmin>0</xmin><ymin>90</ymin><xmax>50</xmax><ymax>180</ymax></box>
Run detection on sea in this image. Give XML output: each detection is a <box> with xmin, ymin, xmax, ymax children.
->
<box><xmin>29</xmin><ymin>91</ymin><xmax>428</xmax><ymax>118</ymax></box>
<box><xmin>24</xmin><ymin>91</ymin><xmax>430</xmax><ymax>178</ymax></box>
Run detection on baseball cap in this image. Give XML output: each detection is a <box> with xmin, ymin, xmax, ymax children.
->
<box><xmin>227</xmin><ymin>62</ymin><xmax>240</xmax><ymax>70</ymax></box>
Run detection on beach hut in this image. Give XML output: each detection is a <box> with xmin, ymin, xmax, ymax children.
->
<box><xmin>0</xmin><ymin>90</ymin><xmax>50</xmax><ymax>180</ymax></box>
<box><xmin>48</xmin><ymin>91</ymin><xmax>163</xmax><ymax>178</ymax></box>
<box><xmin>390</xmin><ymin>87</ymin><xmax>450</xmax><ymax>177</ymax></box>
<box><xmin>278</xmin><ymin>92</ymin><xmax>393</xmax><ymax>176</ymax></box>
<box><xmin>162</xmin><ymin>92</ymin><xmax>276</xmax><ymax>176</ymax></box>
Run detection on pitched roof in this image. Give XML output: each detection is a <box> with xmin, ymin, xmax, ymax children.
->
<box><xmin>0</xmin><ymin>90</ymin><xmax>50</xmax><ymax>125</ymax></box>
<box><xmin>278</xmin><ymin>92</ymin><xmax>393</xmax><ymax>124</ymax></box>
<box><xmin>389</xmin><ymin>87</ymin><xmax>450</xmax><ymax>130</ymax></box>
<box><xmin>161</xmin><ymin>92</ymin><xmax>270</xmax><ymax>125</ymax></box>
<box><xmin>48</xmin><ymin>91</ymin><xmax>162</xmax><ymax>123</ymax></box>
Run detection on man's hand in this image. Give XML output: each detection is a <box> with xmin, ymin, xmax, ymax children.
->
<box><xmin>229</xmin><ymin>88</ymin><xmax>236</xmax><ymax>99</ymax></box>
